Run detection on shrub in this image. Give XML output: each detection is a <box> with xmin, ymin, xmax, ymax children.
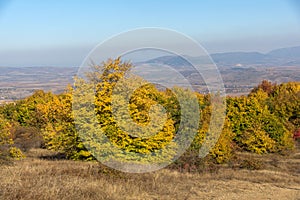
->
<box><xmin>240</xmin><ymin>128</ymin><xmax>275</xmax><ymax>154</ymax></box>
<box><xmin>192</xmin><ymin>94</ymin><xmax>234</xmax><ymax>164</ymax></box>
<box><xmin>0</xmin><ymin>114</ymin><xmax>24</xmax><ymax>161</ymax></box>
<box><xmin>239</xmin><ymin>158</ymin><xmax>264</xmax><ymax>170</ymax></box>
<box><xmin>227</xmin><ymin>92</ymin><xmax>295</xmax><ymax>154</ymax></box>
<box><xmin>9</xmin><ymin>147</ymin><xmax>25</xmax><ymax>160</ymax></box>
<box><xmin>209</xmin><ymin>120</ymin><xmax>235</xmax><ymax>163</ymax></box>
<box><xmin>11</xmin><ymin>126</ymin><xmax>44</xmax><ymax>152</ymax></box>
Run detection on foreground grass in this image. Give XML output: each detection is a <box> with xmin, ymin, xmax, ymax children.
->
<box><xmin>0</xmin><ymin>149</ymin><xmax>299</xmax><ymax>200</ymax></box>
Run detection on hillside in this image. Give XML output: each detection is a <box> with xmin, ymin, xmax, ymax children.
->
<box><xmin>1</xmin><ymin>148</ymin><xmax>299</xmax><ymax>200</ymax></box>
<box><xmin>143</xmin><ymin>46</ymin><xmax>300</xmax><ymax>67</ymax></box>
<box><xmin>0</xmin><ymin>58</ymin><xmax>299</xmax><ymax>200</ymax></box>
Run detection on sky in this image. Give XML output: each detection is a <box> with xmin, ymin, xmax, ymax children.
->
<box><xmin>0</xmin><ymin>0</ymin><xmax>300</xmax><ymax>67</ymax></box>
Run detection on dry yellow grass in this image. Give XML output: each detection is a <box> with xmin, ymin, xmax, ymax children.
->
<box><xmin>0</xmin><ymin>148</ymin><xmax>299</xmax><ymax>200</ymax></box>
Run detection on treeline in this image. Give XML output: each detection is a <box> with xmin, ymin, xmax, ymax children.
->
<box><xmin>0</xmin><ymin>58</ymin><xmax>299</xmax><ymax>165</ymax></box>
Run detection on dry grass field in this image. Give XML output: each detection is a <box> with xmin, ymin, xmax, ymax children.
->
<box><xmin>0</xmin><ymin>147</ymin><xmax>299</xmax><ymax>200</ymax></box>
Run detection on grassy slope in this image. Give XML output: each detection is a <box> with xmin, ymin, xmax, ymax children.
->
<box><xmin>0</xmin><ymin>148</ymin><xmax>299</xmax><ymax>200</ymax></box>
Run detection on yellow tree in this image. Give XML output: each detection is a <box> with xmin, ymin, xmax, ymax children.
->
<box><xmin>73</xmin><ymin>58</ymin><xmax>178</xmax><ymax>165</ymax></box>
<box><xmin>0</xmin><ymin>114</ymin><xmax>24</xmax><ymax>159</ymax></box>
<box><xmin>39</xmin><ymin>88</ymin><xmax>91</xmax><ymax>160</ymax></box>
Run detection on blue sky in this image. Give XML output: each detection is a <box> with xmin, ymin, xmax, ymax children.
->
<box><xmin>0</xmin><ymin>0</ymin><xmax>300</xmax><ymax>67</ymax></box>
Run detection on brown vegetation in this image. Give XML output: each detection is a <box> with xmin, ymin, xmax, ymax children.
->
<box><xmin>0</xmin><ymin>148</ymin><xmax>299</xmax><ymax>200</ymax></box>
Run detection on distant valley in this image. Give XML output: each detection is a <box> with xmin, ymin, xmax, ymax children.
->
<box><xmin>0</xmin><ymin>67</ymin><xmax>77</xmax><ymax>102</ymax></box>
<box><xmin>138</xmin><ymin>45</ymin><xmax>300</xmax><ymax>95</ymax></box>
<box><xmin>1</xmin><ymin>46</ymin><xmax>300</xmax><ymax>101</ymax></box>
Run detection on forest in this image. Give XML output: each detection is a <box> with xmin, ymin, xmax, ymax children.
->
<box><xmin>0</xmin><ymin>58</ymin><xmax>299</xmax><ymax>169</ymax></box>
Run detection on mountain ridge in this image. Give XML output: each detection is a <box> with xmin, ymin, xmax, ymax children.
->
<box><xmin>142</xmin><ymin>46</ymin><xmax>300</xmax><ymax>67</ymax></box>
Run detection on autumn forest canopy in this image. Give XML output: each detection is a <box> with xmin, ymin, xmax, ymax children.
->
<box><xmin>0</xmin><ymin>58</ymin><xmax>299</xmax><ymax>166</ymax></box>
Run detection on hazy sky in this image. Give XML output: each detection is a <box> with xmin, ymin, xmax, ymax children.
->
<box><xmin>1</xmin><ymin>0</ymin><xmax>300</xmax><ymax>67</ymax></box>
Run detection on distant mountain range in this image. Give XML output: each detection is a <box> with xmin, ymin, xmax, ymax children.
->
<box><xmin>142</xmin><ymin>46</ymin><xmax>300</xmax><ymax>67</ymax></box>
<box><xmin>1</xmin><ymin>46</ymin><xmax>299</xmax><ymax>99</ymax></box>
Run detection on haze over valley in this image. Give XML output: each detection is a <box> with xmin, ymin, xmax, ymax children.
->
<box><xmin>1</xmin><ymin>45</ymin><xmax>300</xmax><ymax>101</ymax></box>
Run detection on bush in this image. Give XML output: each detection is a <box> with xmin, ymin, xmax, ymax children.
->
<box><xmin>209</xmin><ymin>121</ymin><xmax>235</xmax><ymax>163</ymax></box>
<box><xmin>0</xmin><ymin>115</ymin><xmax>24</xmax><ymax>161</ymax></box>
<box><xmin>9</xmin><ymin>147</ymin><xmax>25</xmax><ymax>160</ymax></box>
<box><xmin>239</xmin><ymin>158</ymin><xmax>264</xmax><ymax>170</ymax></box>
<box><xmin>227</xmin><ymin>92</ymin><xmax>295</xmax><ymax>154</ymax></box>
<box><xmin>11</xmin><ymin>126</ymin><xmax>44</xmax><ymax>152</ymax></box>
<box><xmin>240</xmin><ymin>128</ymin><xmax>275</xmax><ymax>154</ymax></box>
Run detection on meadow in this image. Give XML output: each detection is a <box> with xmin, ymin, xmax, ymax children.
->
<box><xmin>0</xmin><ymin>147</ymin><xmax>299</xmax><ymax>200</ymax></box>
